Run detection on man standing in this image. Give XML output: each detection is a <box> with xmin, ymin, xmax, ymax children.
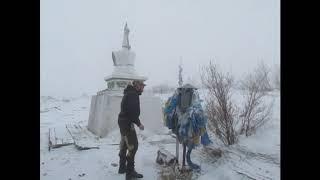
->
<box><xmin>118</xmin><ymin>80</ymin><xmax>145</xmax><ymax>179</ymax></box>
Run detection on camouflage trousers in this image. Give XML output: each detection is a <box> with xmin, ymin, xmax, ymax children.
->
<box><xmin>118</xmin><ymin>124</ymin><xmax>138</xmax><ymax>172</ymax></box>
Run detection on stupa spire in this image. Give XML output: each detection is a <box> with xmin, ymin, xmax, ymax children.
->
<box><xmin>122</xmin><ymin>22</ymin><xmax>131</xmax><ymax>50</ymax></box>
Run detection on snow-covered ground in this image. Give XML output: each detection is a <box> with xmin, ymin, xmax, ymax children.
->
<box><xmin>40</xmin><ymin>89</ymin><xmax>280</xmax><ymax>180</ymax></box>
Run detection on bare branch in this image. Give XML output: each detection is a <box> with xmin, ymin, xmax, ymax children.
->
<box><xmin>239</xmin><ymin>62</ymin><xmax>274</xmax><ymax>136</ymax></box>
<box><xmin>201</xmin><ymin>60</ymin><xmax>238</xmax><ymax>145</ymax></box>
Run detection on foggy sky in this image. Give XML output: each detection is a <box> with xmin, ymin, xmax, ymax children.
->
<box><xmin>40</xmin><ymin>0</ymin><xmax>280</xmax><ymax>97</ymax></box>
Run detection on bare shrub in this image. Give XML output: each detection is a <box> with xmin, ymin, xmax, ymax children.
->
<box><xmin>239</xmin><ymin>63</ymin><xmax>274</xmax><ymax>136</ymax></box>
<box><xmin>201</xmin><ymin>61</ymin><xmax>239</xmax><ymax>145</ymax></box>
<box><xmin>241</xmin><ymin>61</ymin><xmax>272</xmax><ymax>92</ymax></box>
<box><xmin>273</xmin><ymin>64</ymin><xmax>280</xmax><ymax>90</ymax></box>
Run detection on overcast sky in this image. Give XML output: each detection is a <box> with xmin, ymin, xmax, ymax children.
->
<box><xmin>40</xmin><ymin>0</ymin><xmax>280</xmax><ymax>97</ymax></box>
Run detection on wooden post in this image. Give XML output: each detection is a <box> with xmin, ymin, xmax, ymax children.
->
<box><xmin>48</xmin><ymin>128</ymin><xmax>51</xmax><ymax>151</ymax></box>
<box><xmin>182</xmin><ymin>143</ymin><xmax>186</xmax><ymax>167</ymax></box>
<box><xmin>175</xmin><ymin>109</ymin><xmax>179</xmax><ymax>164</ymax></box>
<box><xmin>176</xmin><ymin>135</ymin><xmax>179</xmax><ymax>164</ymax></box>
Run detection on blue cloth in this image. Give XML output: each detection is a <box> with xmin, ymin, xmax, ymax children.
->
<box><xmin>201</xmin><ymin>132</ymin><xmax>212</xmax><ymax>146</ymax></box>
<box><xmin>163</xmin><ymin>91</ymin><xmax>212</xmax><ymax>149</ymax></box>
<box><xmin>163</xmin><ymin>92</ymin><xmax>179</xmax><ymax>129</ymax></box>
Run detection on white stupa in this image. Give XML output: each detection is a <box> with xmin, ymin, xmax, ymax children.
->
<box><xmin>103</xmin><ymin>23</ymin><xmax>147</xmax><ymax>92</ymax></box>
<box><xmin>87</xmin><ymin>23</ymin><xmax>163</xmax><ymax>137</ymax></box>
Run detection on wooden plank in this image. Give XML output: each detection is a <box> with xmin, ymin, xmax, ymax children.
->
<box><xmin>65</xmin><ymin>123</ymin><xmax>100</xmax><ymax>150</ymax></box>
<box><xmin>48</xmin><ymin>127</ymin><xmax>74</xmax><ymax>151</ymax></box>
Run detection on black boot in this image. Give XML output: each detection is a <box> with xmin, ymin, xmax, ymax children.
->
<box><xmin>118</xmin><ymin>164</ymin><xmax>126</xmax><ymax>174</ymax></box>
<box><xmin>126</xmin><ymin>170</ymin><xmax>143</xmax><ymax>179</ymax></box>
<box><xmin>118</xmin><ymin>157</ymin><xmax>127</xmax><ymax>174</ymax></box>
<box><xmin>126</xmin><ymin>157</ymin><xmax>143</xmax><ymax>179</ymax></box>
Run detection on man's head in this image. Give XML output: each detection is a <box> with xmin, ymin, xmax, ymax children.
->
<box><xmin>132</xmin><ymin>80</ymin><xmax>146</xmax><ymax>94</ymax></box>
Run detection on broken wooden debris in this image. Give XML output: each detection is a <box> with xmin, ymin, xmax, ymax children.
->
<box><xmin>74</xmin><ymin>144</ymin><xmax>99</xmax><ymax>150</ymax></box>
<box><xmin>156</xmin><ymin>149</ymin><xmax>177</xmax><ymax>166</ymax></box>
<box><xmin>48</xmin><ymin>125</ymin><xmax>99</xmax><ymax>151</ymax></box>
<box><xmin>66</xmin><ymin>124</ymin><xmax>100</xmax><ymax>151</ymax></box>
<box><xmin>48</xmin><ymin>128</ymin><xmax>74</xmax><ymax>151</ymax></box>
<box><xmin>157</xmin><ymin>159</ymin><xmax>193</xmax><ymax>180</ymax></box>
<box><xmin>51</xmin><ymin>143</ymin><xmax>74</xmax><ymax>149</ymax></box>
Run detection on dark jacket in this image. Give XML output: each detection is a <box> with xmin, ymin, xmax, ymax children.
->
<box><xmin>118</xmin><ymin>85</ymin><xmax>141</xmax><ymax>132</ymax></box>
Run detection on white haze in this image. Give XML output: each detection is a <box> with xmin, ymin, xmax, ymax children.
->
<box><xmin>40</xmin><ymin>0</ymin><xmax>280</xmax><ymax>97</ymax></box>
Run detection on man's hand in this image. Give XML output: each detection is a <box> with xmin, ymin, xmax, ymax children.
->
<box><xmin>139</xmin><ymin>124</ymin><xmax>144</xmax><ymax>130</ymax></box>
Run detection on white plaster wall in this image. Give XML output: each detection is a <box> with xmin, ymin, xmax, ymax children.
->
<box><xmin>139</xmin><ymin>95</ymin><xmax>164</xmax><ymax>133</ymax></box>
<box><xmin>87</xmin><ymin>92</ymin><xmax>163</xmax><ymax>137</ymax></box>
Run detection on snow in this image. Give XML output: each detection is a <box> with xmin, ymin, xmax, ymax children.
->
<box><xmin>40</xmin><ymin>89</ymin><xmax>280</xmax><ymax>180</ymax></box>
